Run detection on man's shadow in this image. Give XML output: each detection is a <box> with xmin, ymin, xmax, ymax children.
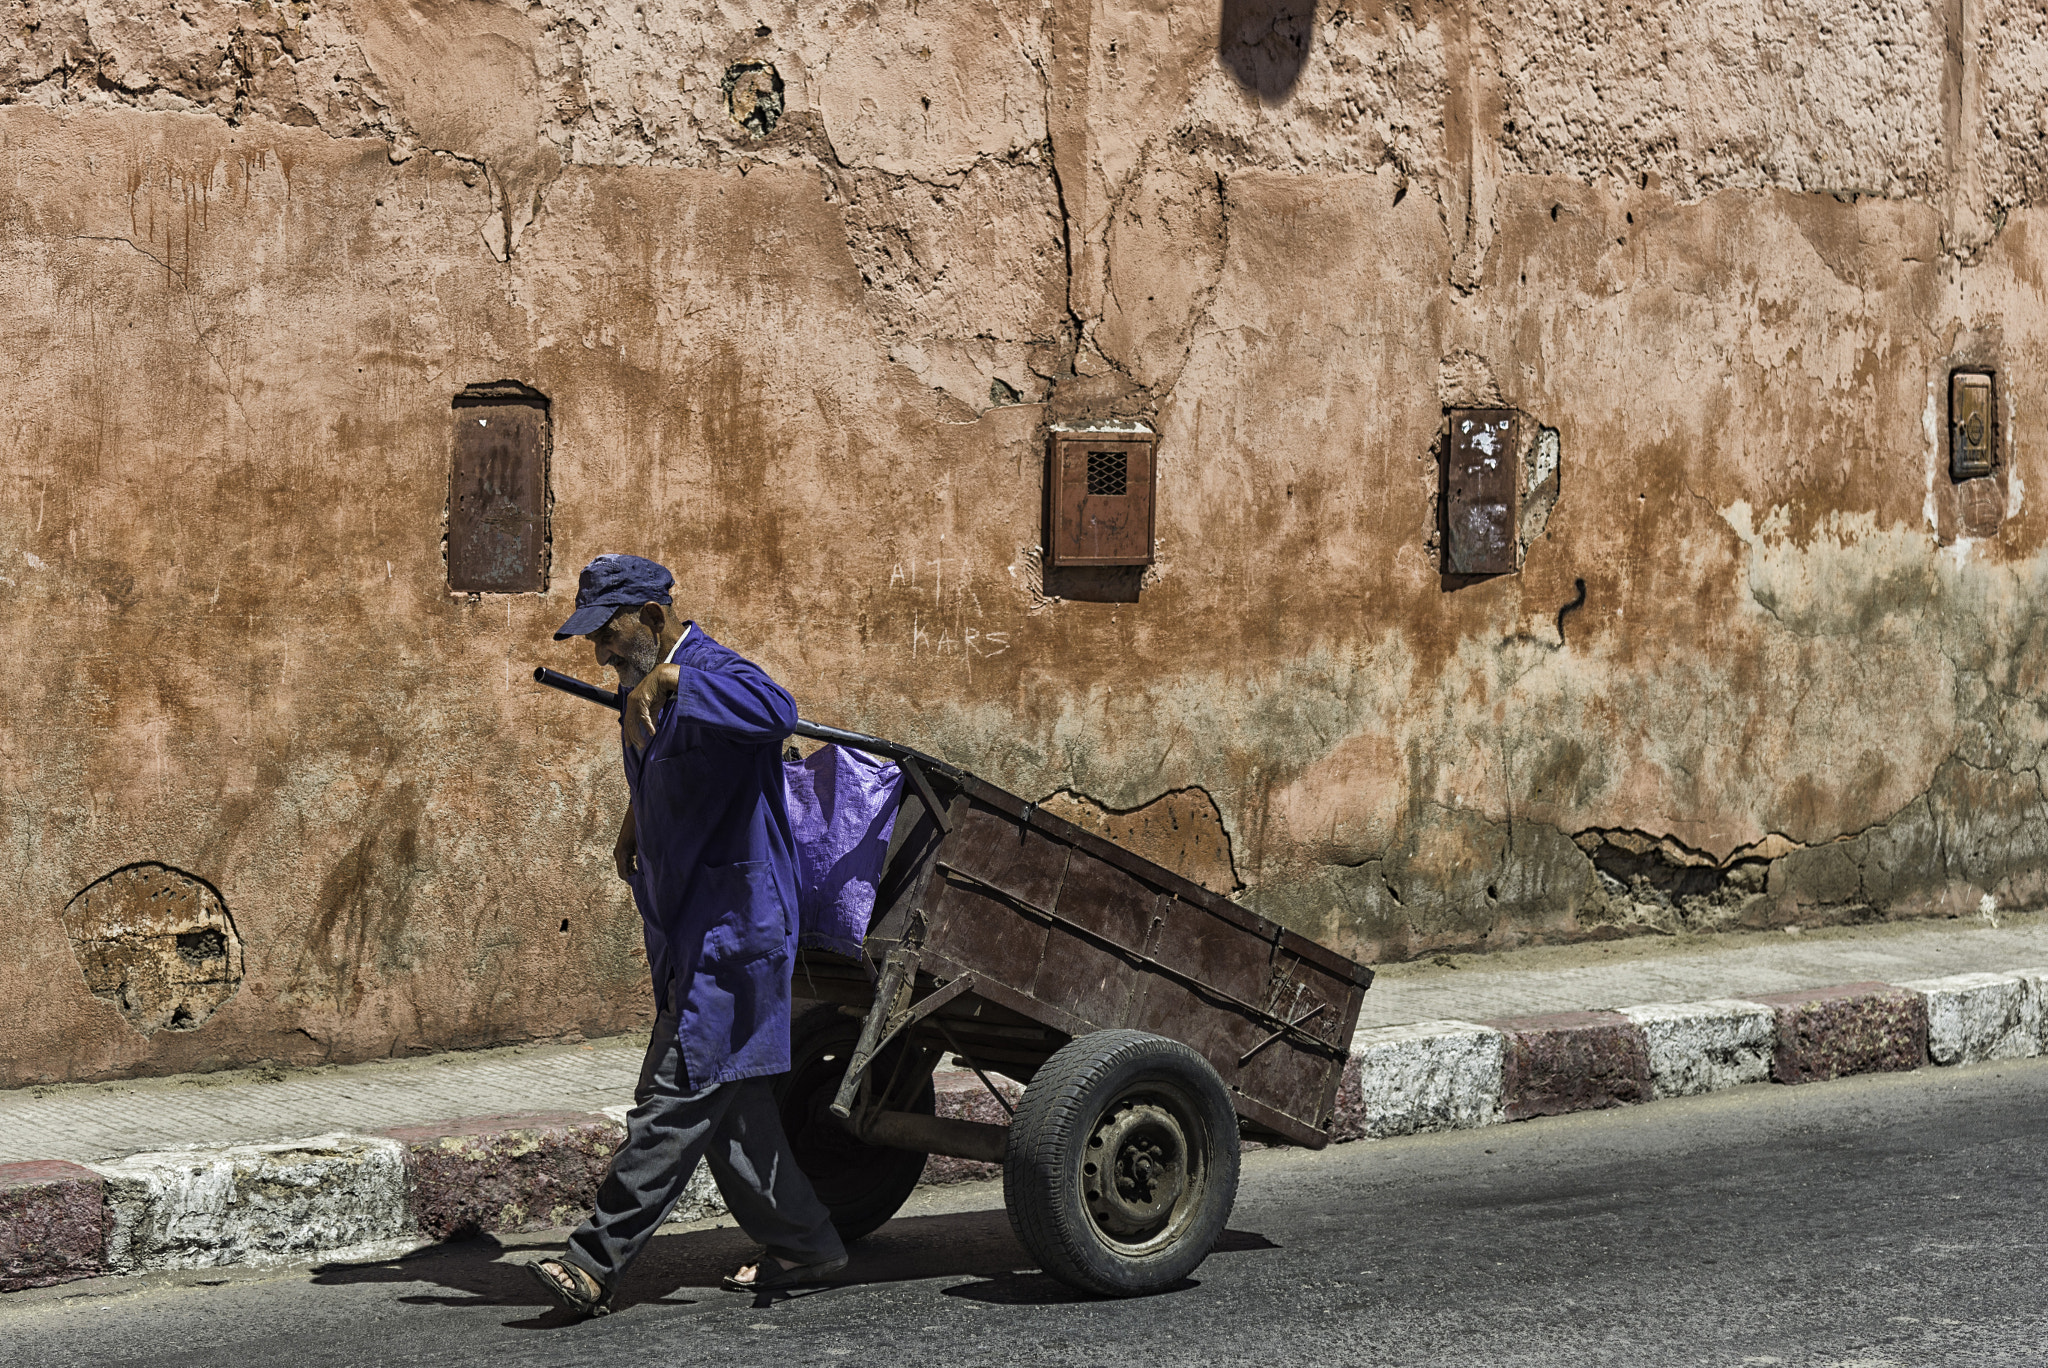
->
<box><xmin>314</xmin><ymin>1210</ymin><xmax>1279</xmax><ymax>1328</ymax></box>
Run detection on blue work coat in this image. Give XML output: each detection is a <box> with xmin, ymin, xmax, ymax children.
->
<box><xmin>622</xmin><ymin>626</ymin><xmax>801</xmax><ymax>1087</ymax></box>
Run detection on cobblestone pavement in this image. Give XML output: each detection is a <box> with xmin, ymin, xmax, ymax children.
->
<box><xmin>5</xmin><ymin>912</ymin><xmax>2044</xmax><ymax>1164</ymax></box>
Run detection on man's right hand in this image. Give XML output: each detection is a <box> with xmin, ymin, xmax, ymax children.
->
<box><xmin>623</xmin><ymin>663</ymin><xmax>681</xmax><ymax>752</ymax></box>
<box><xmin>614</xmin><ymin>805</ymin><xmax>639</xmax><ymax>880</ymax></box>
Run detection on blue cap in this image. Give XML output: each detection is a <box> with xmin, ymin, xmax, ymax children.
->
<box><xmin>553</xmin><ymin>554</ymin><xmax>675</xmax><ymax>639</ymax></box>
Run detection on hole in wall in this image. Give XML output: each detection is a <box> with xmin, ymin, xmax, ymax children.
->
<box><xmin>1575</xmin><ymin>830</ymin><xmax>1769</xmax><ymax>921</ymax></box>
<box><xmin>175</xmin><ymin>928</ymin><xmax>228</xmax><ymax>964</ymax></box>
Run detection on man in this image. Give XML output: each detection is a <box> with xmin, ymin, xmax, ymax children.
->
<box><xmin>528</xmin><ymin>553</ymin><xmax>847</xmax><ymax>1316</ymax></box>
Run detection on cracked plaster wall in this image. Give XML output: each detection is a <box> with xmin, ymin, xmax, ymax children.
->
<box><xmin>2</xmin><ymin>0</ymin><xmax>2048</xmax><ymax>1083</ymax></box>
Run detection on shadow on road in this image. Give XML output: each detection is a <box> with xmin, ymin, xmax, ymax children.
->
<box><xmin>312</xmin><ymin>1208</ymin><xmax>1282</xmax><ymax>1327</ymax></box>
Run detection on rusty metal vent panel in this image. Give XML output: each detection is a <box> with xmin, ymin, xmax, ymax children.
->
<box><xmin>1445</xmin><ymin>408</ymin><xmax>1518</xmax><ymax>576</ymax></box>
<box><xmin>1050</xmin><ymin>428</ymin><xmax>1156</xmax><ymax>567</ymax></box>
<box><xmin>1950</xmin><ymin>371</ymin><xmax>1996</xmax><ymax>481</ymax></box>
<box><xmin>449</xmin><ymin>382</ymin><xmax>551</xmax><ymax>593</ymax></box>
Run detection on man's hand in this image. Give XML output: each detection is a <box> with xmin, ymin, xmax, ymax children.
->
<box><xmin>623</xmin><ymin>663</ymin><xmax>681</xmax><ymax>752</ymax></box>
<box><xmin>614</xmin><ymin>804</ymin><xmax>639</xmax><ymax>881</ymax></box>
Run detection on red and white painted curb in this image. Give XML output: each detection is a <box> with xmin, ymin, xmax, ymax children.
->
<box><xmin>5</xmin><ymin>970</ymin><xmax>2045</xmax><ymax>1291</ymax></box>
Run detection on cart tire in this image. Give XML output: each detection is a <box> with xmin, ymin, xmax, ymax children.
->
<box><xmin>775</xmin><ymin>1004</ymin><xmax>934</xmax><ymax>1244</ymax></box>
<box><xmin>1003</xmin><ymin>1029</ymin><xmax>1240</xmax><ymax>1297</ymax></box>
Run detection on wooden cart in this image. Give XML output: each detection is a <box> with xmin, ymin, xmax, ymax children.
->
<box><xmin>534</xmin><ymin>670</ymin><xmax>1374</xmax><ymax>1296</ymax></box>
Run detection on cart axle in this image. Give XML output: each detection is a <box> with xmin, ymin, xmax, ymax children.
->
<box><xmin>845</xmin><ymin>1109</ymin><xmax>1009</xmax><ymax>1165</ymax></box>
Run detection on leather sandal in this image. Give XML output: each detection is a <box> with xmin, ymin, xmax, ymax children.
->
<box><xmin>721</xmin><ymin>1253</ymin><xmax>849</xmax><ymax>1292</ymax></box>
<box><xmin>527</xmin><ymin>1255</ymin><xmax>611</xmax><ymax>1317</ymax></box>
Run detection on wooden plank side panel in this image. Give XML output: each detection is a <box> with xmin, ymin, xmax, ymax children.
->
<box><xmin>911</xmin><ymin>788</ymin><xmax>1373</xmax><ymax>1144</ymax></box>
<box><xmin>1123</xmin><ymin>975</ymin><xmax>1267</xmax><ymax>1095</ymax></box>
<box><xmin>944</xmin><ymin>803</ymin><xmax>1071</xmax><ymax>910</ymax></box>
<box><xmin>1259</xmin><ymin>950</ymin><xmax>1362</xmax><ymax>1052</ymax></box>
<box><xmin>1050</xmin><ymin>852</ymin><xmax>1156</xmax><ymax>952</ymax></box>
<box><xmin>1030</xmin><ymin>930</ymin><xmax>1138</xmax><ymax>1036</ymax></box>
<box><xmin>922</xmin><ymin>878</ymin><xmax>1048</xmax><ymax>991</ymax></box>
<box><xmin>1237</xmin><ymin>1032</ymin><xmax>1336</xmax><ymax>1130</ymax></box>
<box><xmin>959</xmin><ymin>776</ymin><xmax>1371</xmax><ymax>986</ymax></box>
<box><xmin>1142</xmin><ymin>897</ymin><xmax>1274</xmax><ymax>1009</ymax></box>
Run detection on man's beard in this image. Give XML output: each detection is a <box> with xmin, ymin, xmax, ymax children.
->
<box><xmin>611</xmin><ymin>634</ymin><xmax>663</xmax><ymax>695</ymax></box>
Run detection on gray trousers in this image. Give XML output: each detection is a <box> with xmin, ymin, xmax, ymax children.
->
<box><xmin>564</xmin><ymin>1012</ymin><xmax>845</xmax><ymax>1287</ymax></box>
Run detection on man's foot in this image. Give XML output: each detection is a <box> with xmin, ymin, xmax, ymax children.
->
<box><xmin>526</xmin><ymin>1256</ymin><xmax>611</xmax><ymax>1317</ymax></box>
<box><xmin>721</xmin><ymin>1253</ymin><xmax>850</xmax><ymax>1292</ymax></box>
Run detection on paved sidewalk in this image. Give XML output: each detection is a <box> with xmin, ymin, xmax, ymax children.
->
<box><xmin>0</xmin><ymin>1039</ymin><xmax>649</xmax><ymax>1164</ymax></box>
<box><xmin>1357</xmin><ymin>911</ymin><xmax>2048</xmax><ymax>1027</ymax></box>
<box><xmin>3</xmin><ymin>911</ymin><xmax>2044</xmax><ymax>1165</ymax></box>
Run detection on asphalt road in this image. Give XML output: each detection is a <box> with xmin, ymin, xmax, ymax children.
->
<box><xmin>8</xmin><ymin>1059</ymin><xmax>2047</xmax><ymax>1368</ymax></box>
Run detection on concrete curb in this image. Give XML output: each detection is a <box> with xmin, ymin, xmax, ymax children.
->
<box><xmin>389</xmin><ymin>1112</ymin><xmax>631</xmax><ymax>1243</ymax></box>
<box><xmin>1335</xmin><ymin>1020</ymin><xmax>1506</xmax><ymax>1140</ymax></box>
<box><xmin>89</xmin><ymin>1134</ymin><xmax>418</xmax><ymax>1274</ymax></box>
<box><xmin>1752</xmin><ymin>982</ymin><xmax>1928</xmax><ymax>1083</ymax></box>
<box><xmin>1487</xmin><ymin>1011</ymin><xmax>1652</xmax><ymax>1120</ymax></box>
<box><xmin>1618</xmin><ymin>999</ymin><xmax>1776</xmax><ymax>1098</ymax></box>
<box><xmin>8</xmin><ymin>973</ymin><xmax>2048</xmax><ymax>1291</ymax></box>
<box><xmin>1896</xmin><ymin>969</ymin><xmax>2048</xmax><ymax>1064</ymax></box>
<box><xmin>0</xmin><ymin>1162</ymin><xmax>105</xmax><ymax>1292</ymax></box>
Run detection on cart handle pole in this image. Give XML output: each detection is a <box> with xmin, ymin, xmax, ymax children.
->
<box><xmin>533</xmin><ymin>666</ymin><xmax>961</xmax><ymax>776</ymax></box>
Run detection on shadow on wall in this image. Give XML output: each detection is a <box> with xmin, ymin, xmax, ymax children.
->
<box><xmin>1218</xmin><ymin>0</ymin><xmax>1317</xmax><ymax>101</ymax></box>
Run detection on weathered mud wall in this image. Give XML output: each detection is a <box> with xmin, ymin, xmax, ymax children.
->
<box><xmin>2</xmin><ymin>0</ymin><xmax>2046</xmax><ymax>1085</ymax></box>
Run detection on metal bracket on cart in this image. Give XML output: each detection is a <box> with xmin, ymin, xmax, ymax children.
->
<box><xmin>828</xmin><ymin>950</ymin><xmax>1009</xmax><ymax>1164</ymax></box>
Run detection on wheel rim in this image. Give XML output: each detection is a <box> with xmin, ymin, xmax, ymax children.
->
<box><xmin>779</xmin><ymin>1025</ymin><xmax>922</xmax><ymax>1208</ymax></box>
<box><xmin>1079</xmin><ymin>1079</ymin><xmax>1208</xmax><ymax>1256</ymax></box>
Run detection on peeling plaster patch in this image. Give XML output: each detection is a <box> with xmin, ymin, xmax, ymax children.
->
<box><xmin>61</xmin><ymin>865</ymin><xmax>244</xmax><ymax>1036</ymax></box>
<box><xmin>1516</xmin><ymin>422</ymin><xmax>1560</xmax><ymax>553</ymax></box>
<box><xmin>1500</xmin><ymin>0</ymin><xmax>1946</xmax><ymax>203</ymax></box>
<box><xmin>1923</xmin><ymin>372</ymin><xmax>1944</xmax><ymax>533</ymax></box>
<box><xmin>1040</xmin><ymin>787</ymin><xmax>1242</xmax><ymax>895</ymax></box>
<box><xmin>836</xmin><ymin>155</ymin><xmax>1067</xmax><ymax>413</ymax></box>
<box><xmin>1437</xmin><ymin>350</ymin><xmax>1503</xmax><ymax>408</ymax></box>
<box><xmin>1573</xmin><ymin>829</ymin><xmax>1768</xmax><ymax>934</ymax></box>
<box><xmin>1047</xmin><ymin>419</ymin><xmax>1155</xmax><ymax>434</ymax></box>
<box><xmin>723</xmin><ymin>62</ymin><xmax>785</xmax><ymax>138</ymax></box>
<box><xmin>1529</xmin><ymin>427</ymin><xmax>1559</xmax><ymax>493</ymax></box>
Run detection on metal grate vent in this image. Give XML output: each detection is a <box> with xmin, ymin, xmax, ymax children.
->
<box><xmin>1086</xmin><ymin>450</ymin><xmax>1128</xmax><ymax>496</ymax></box>
<box><xmin>1051</xmin><ymin>430</ymin><xmax>1155</xmax><ymax>566</ymax></box>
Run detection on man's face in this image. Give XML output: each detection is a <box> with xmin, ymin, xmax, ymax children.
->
<box><xmin>589</xmin><ymin>606</ymin><xmax>663</xmax><ymax>693</ymax></box>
